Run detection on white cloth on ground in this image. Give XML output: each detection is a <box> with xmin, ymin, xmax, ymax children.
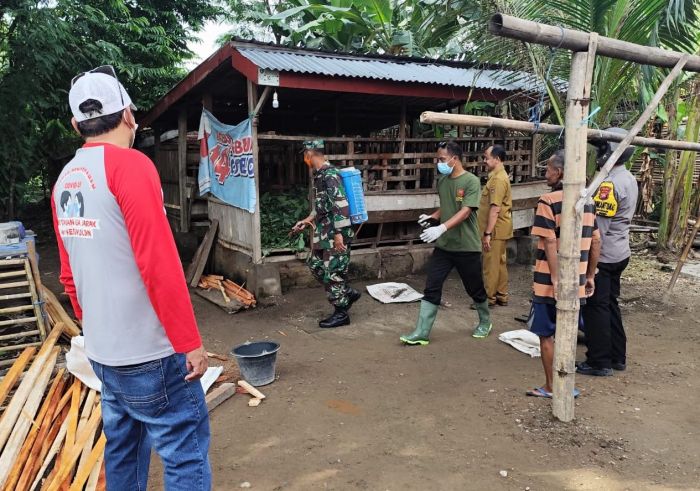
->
<box><xmin>498</xmin><ymin>329</ymin><xmax>541</xmax><ymax>358</ymax></box>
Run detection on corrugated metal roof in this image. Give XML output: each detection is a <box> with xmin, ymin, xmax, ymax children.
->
<box><xmin>237</xmin><ymin>46</ymin><xmax>544</xmax><ymax>93</ymax></box>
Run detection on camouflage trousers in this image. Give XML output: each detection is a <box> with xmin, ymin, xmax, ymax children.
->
<box><xmin>307</xmin><ymin>248</ymin><xmax>351</xmax><ymax>308</ymax></box>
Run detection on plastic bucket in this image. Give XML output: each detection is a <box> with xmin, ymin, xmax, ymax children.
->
<box><xmin>231</xmin><ymin>341</ymin><xmax>280</xmax><ymax>386</ymax></box>
<box><xmin>339</xmin><ymin>167</ymin><xmax>368</xmax><ymax>224</ymax></box>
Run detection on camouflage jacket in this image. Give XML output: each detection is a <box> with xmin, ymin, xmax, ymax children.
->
<box><xmin>310</xmin><ymin>164</ymin><xmax>354</xmax><ymax>250</ymax></box>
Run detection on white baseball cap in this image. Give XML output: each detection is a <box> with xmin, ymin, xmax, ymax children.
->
<box><xmin>69</xmin><ymin>66</ymin><xmax>137</xmax><ymax>122</ymax></box>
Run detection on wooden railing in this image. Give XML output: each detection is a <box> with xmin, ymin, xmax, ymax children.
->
<box><xmin>257</xmin><ymin>134</ymin><xmax>537</xmax><ymax>194</ymax></box>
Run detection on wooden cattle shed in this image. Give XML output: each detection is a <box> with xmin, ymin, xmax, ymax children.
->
<box><xmin>138</xmin><ymin>40</ymin><xmax>549</xmax><ymax>294</ymax></box>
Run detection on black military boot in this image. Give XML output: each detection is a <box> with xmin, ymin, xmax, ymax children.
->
<box><xmin>319</xmin><ymin>308</ymin><xmax>350</xmax><ymax>328</ymax></box>
<box><xmin>346</xmin><ymin>288</ymin><xmax>362</xmax><ymax>310</ymax></box>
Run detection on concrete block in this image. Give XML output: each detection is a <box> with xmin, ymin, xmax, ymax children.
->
<box><xmin>506</xmin><ymin>238</ymin><xmax>518</xmax><ymax>265</ymax></box>
<box><xmin>247</xmin><ymin>263</ymin><xmax>282</xmax><ymax>298</ymax></box>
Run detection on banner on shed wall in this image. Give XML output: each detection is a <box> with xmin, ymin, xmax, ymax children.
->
<box><xmin>198</xmin><ymin>108</ymin><xmax>256</xmax><ymax>213</ymax></box>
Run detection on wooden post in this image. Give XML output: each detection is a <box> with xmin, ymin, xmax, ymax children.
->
<box><xmin>178</xmin><ymin>108</ymin><xmax>189</xmax><ymax>233</ymax></box>
<box><xmin>419</xmin><ymin>113</ymin><xmax>700</xmax><ymax>153</ymax></box>
<box><xmin>552</xmin><ymin>49</ymin><xmax>593</xmax><ymax>422</ymax></box>
<box><xmin>247</xmin><ymin>79</ymin><xmax>262</xmax><ymax>263</ymax></box>
<box><xmin>399</xmin><ymin>99</ymin><xmax>407</xmax><ymax>190</ymax></box>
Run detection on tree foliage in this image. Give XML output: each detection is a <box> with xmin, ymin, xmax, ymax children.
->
<box><xmin>0</xmin><ymin>0</ymin><xmax>218</xmax><ymax>219</ymax></box>
<box><xmin>222</xmin><ymin>0</ymin><xmax>472</xmax><ymax>57</ymax></box>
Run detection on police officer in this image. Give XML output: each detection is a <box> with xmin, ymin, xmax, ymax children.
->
<box><xmin>292</xmin><ymin>140</ymin><xmax>361</xmax><ymax>328</ymax></box>
<box><xmin>478</xmin><ymin>144</ymin><xmax>513</xmax><ymax>306</ymax></box>
<box><xmin>578</xmin><ymin>128</ymin><xmax>639</xmax><ymax>376</ymax></box>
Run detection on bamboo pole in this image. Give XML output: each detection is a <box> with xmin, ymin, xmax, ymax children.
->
<box><xmin>0</xmin><ymin>324</ymin><xmax>63</xmax><ymax>450</ymax></box>
<box><xmin>419</xmin><ymin>112</ymin><xmax>700</xmax><ymax>152</ymax></box>
<box><xmin>577</xmin><ymin>55</ymin><xmax>689</xmax><ymax>211</ymax></box>
<box><xmin>0</xmin><ymin>347</ymin><xmax>59</xmax><ymax>486</ymax></box>
<box><xmin>0</xmin><ymin>347</ymin><xmax>36</xmax><ymax>407</ymax></box>
<box><xmin>663</xmin><ymin>215</ymin><xmax>700</xmax><ymax>302</ymax></box>
<box><xmin>551</xmin><ymin>50</ymin><xmax>592</xmax><ymax>422</ymax></box>
<box><xmin>488</xmin><ymin>14</ymin><xmax>700</xmax><ymax>72</ymax></box>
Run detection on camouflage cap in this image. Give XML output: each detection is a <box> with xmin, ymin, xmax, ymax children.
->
<box><xmin>301</xmin><ymin>139</ymin><xmax>325</xmax><ymax>152</ymax></box>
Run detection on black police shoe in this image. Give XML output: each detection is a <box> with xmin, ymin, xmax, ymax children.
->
<box><xmin>612</xmin><ymin>361</ymin><xmax>627</xmax><ymax>371</ymax></box>
<box><xmin>319</xmin><ymin>308</ymin><xmax>350</xmax><ymax>328</ymax></box>
<box><xmin>576</xmin><ymin>361</ymin><xmax>613</xmax><ymax>377</ymax></box>
<box><xmin>347</xmin><ymin>288</ymin><xmax>362</xmax><ymax>309</ymax></box>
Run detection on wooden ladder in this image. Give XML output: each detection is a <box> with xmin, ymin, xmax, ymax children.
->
<box><xmin>0</xmin><ymin>257</ymin><xmax>47</xmax><ymax>370</ymax></box>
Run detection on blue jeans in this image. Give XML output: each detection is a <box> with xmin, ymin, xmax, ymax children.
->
<box><xmin>91</xmin><ymin>354</ymin><xmax>211</xmax><ymax>491</ymax></box>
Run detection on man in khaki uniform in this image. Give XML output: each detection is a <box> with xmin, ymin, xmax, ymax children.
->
<box><xmin>478</xmin><ymin>144</ymin><xmax>513</xmax><ymax>306</ymax></box>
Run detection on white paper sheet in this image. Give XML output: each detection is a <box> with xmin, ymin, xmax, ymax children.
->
<box><xmin>366</xmin><ymin>282</ymin><xmax>423</xmax><ymax>304</ymax></box>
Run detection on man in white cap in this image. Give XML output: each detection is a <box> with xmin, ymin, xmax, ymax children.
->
<box><xmin>53</xmin><ymin>66</ymin><xmax>211</xmax><ymax>490</ymax></box>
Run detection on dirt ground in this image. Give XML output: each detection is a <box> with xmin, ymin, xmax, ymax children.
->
<box><xmin>35</xmin><ymin>227</ymin><xmax>700</xmax><ymax>491</ymax></box>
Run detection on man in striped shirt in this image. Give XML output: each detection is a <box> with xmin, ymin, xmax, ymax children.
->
<box><xmin>526</xmin><ymin>150</ymin><xmax>601</xmax><ymax>398</ymax></box>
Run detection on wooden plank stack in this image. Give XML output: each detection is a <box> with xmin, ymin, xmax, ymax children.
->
<box><xmin>198</xmin><ymin>275</ymin><xmax>256</xmax><ymax>308</ymax></box>
<box><xmin>0</xmin><ymin>323</ymin><xmax>106</xmax><ymax>491</ymax></box>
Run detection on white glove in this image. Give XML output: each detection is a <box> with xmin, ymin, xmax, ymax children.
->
<box><xmin>420</xmin><ymin>224</ymin><xmax>447</xmax><ymax>243</ymax></box>
<box><xmin>418</xmin><ymin>214</ymin><xmax>432</xmax><ymax>227</ymax></box>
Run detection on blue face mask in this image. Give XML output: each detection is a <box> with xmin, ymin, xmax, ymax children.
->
<box><xmin>437</xmin><ymin>157</ymin><xmax>454</xmax><ymax>175</ymax></box>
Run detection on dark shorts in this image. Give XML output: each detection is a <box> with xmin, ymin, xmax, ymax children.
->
<box><xmin>528</xmin><ymin>302</ymin><xmax>584</xmax><ymax>338</ymax></box>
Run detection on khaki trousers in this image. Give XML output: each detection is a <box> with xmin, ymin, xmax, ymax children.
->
<box><xmin>483</xmin><ymin>239</ymin><xmax>508</xmax><ymax>305</ymax></box>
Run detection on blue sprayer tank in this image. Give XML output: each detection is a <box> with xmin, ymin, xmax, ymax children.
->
<box><xmin>339</xmin><ymin>167</ymin><xmax>368</xmax><ymax>225</ymax></box>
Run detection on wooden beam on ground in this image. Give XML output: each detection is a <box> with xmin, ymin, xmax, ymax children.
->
<box><xmin>0</xmin><ymin>323</ymin><xmax>63</xmax><ymax>450</ymax></box>
<box><xmin>489</xmin><ymin>13</ymin><xmax>700</xmax><ymax>72</ymax></box>
<box><xmin>238</xmin><ymin>380</ymin><xmax>266</xmax><ymax>400</ymax></box>
<box><xmin>0</xmin><ymin>347</ymin><xmax>59</xmax><ymax>487</ymax></box>
<box><xmin>178</xmin><ymin>107</ymin><xmax>189</xmax><ymax>233</ymax></box>
<box><xmin>552</xmin><ymin>50</ymin><xmax>592</xmax><ymax>423</ymax></box>
<box><xmin>187</xmin><ymin>219</ymin><xmax>219</xmax><ymax>287</ymax></box>
<box><xmin>42</xmin><ymin>286</ymin><xmax>81</xmax><ymax>339</ymax></box>
<box><xmin>0</xmin><ymin>347</ymin><xmax>36</xmax><ymax>407</ymax></box>
<box><xmin>419</xmin><ymin>112</ymin><xmax>700</xmax><ymax>153</ymax></box>
<box><xmin>577</xmin><ymin>55</ymin><xmax>689</xmax><ymax>211</ymax></box>
<box><xmin>205</xmin><ymin>383</ymin><xmax>236</xmax><ymax>411</ymax></box>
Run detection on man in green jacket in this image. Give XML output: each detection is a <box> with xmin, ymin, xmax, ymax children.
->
<box><xmin>292</xmin><ymin>140</ymin><xmax>360</xmax><ymax>328</ymax></box>
<box><xmin>400</xmin><ymin>140</ymin><xmax>493</xmax><ymax>345</ymax></box>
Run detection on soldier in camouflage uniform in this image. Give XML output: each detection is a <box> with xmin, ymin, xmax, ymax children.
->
<box><xmin>291</xmin><ymin>140</ymin><xmax>361</xmax><ymax>328</ymax></box>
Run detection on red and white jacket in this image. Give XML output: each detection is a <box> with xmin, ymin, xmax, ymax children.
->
<box><xmin>52</xmin><ymin>142</ymin><xmax>202</xmax><ymax>366</ymax></box>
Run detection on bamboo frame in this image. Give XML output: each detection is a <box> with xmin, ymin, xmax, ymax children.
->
<box><xmin>577</xmin><ymin>55</ymin><xmax>689</xmax><ymax>211</ymax></box>
<box><xmin>485</xmin><ymin>12</ymin><xmax>698</xmax><ymax>422</ymax></box>
<box><xmin>419</xmin><ymin>113</ymin><xmax>700</xmax><ymax>152</ymax></box>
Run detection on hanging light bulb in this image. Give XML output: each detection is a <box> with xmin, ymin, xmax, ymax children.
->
<box><xmin>272</xmin><ymin>90</ymin><xmax>279</xmax><ymax>109</ymax></box>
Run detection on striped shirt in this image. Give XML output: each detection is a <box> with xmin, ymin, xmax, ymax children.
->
<box><xmin>531</xmin><ymin>189</ymin><xmax>599</xmax><ymax>304</ymax></box>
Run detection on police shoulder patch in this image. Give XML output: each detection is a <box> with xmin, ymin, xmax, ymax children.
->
<box><xmin>593</xmin><ymin>181</ymin><xmax>618</xmax><ymax>217</ymax></box>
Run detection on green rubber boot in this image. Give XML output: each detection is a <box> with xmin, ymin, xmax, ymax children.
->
<box><xmin>400</xmin><ymin>300</ymin><xmax>439</xmax><ymax>345</ymax></box>
<box><xmin>472</xmin><ymin>300</ymin><xmax>493</xmax><ymax>339</ymax></box>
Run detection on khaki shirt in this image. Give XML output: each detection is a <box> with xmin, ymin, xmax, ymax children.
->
<box><xmin>478</xmin><ymin>167</ymin><xmax>513</xmax><ymax>240</ymax></box>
